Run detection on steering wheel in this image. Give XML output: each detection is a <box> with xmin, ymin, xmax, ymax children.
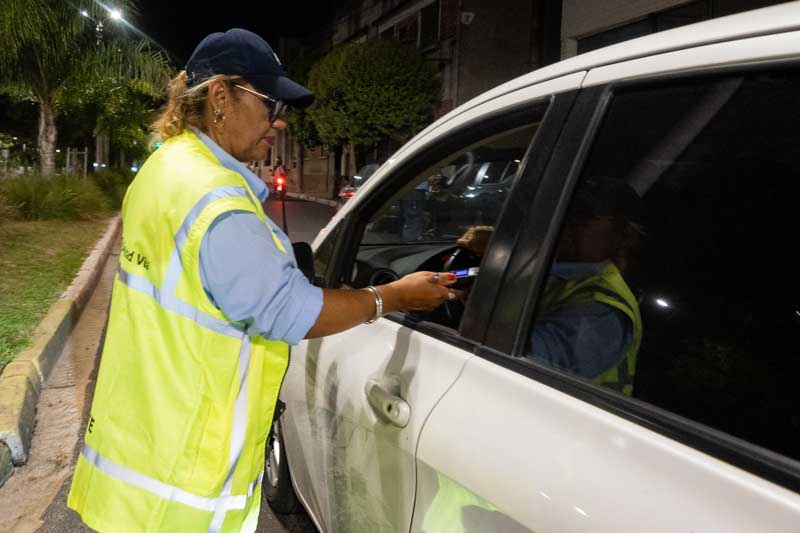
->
<box><xmin>441</xmin><ymin>246</ymin><xmax>482</xmax><ymax>325</ymax></box>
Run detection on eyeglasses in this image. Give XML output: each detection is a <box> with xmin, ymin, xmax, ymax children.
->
<box><xmin>233</xmin><ymin>84</ymin><xmax>287</xmax><ymax>122</ymax></box>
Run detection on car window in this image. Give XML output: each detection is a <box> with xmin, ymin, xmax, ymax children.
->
<box><xmin>363</xmin><ymin>125</ymin><xmax>534</xmax><ymax>246</ymax></box>
<box><xmin>351</xmin><ymin>121</ymin><xmax>540</xmax><ymax>329</ymax></box>
<box><xmin>523</xmin><ymin>70</ymin><xmax>800</xmax><ymax>461</ymax></box>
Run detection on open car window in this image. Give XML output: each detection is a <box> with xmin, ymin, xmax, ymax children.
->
<box><xmin>352</xmin><ymin>122</ymin><xmax>540</xmax><ymax>329</ymax></box>
<box><xmin>362</xmin><ymin>124</ymin><xmax>536</xmax><ymax>246</ymax></box>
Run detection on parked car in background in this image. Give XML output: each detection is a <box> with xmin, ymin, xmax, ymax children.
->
<box><xmin>336</xmin><ymin>162</ymin><xmax>380</xmax><ymax>210</ymax></box>
<box><xmin>267</xmin><ymin>4</ymin><xmax>800</xmax><ymax>532</ymax></box>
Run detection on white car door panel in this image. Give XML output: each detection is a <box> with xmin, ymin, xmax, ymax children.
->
<box><xmin>412</xmin><ymin>356</ymin><xmax>800</xmax><ymax>533</ymax></box>
<box><xmin>283</xmin><ymin>319</ymin><xmax>473</xmax><ymax>532</ymax></box>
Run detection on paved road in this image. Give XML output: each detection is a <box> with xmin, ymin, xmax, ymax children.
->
<box><xmin>4</xmin><ymin>199</ymin><xmax>333</xmax><ymax>532</ymax></box>
<box><xmin>263</xmin><ymin>196</ymin><xmax>336</xmax><ymax>245</ymax></box>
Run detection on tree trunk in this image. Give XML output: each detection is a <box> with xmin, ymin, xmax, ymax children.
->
<box><xmin>38</xmin><ymin>99</ymin><xmax>57</xmax><ymax>176</ymax></box>
<box><xmin>348</xmin><ymin>143</ymin><xmax>357</xmax><ymax>178</ymax></box>
<box><xmin>95</xmin><ymin>128</ymin><xmax>111</xmax><ymax>168</ymax></box>
<box><xmin>333</xmin><ymin>145</ymin><xmax>343</xmax><ymax>196</ymax></box>
<box><xmin>295</xmin><ymin>141</ymin><xmax>304</xmax><ymax>193</ymax></box>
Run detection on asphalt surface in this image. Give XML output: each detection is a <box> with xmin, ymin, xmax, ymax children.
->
<box><xmin>263</xmin><ymin>195</ymin><xmax>337</xmax><ymax>245</ymax></box>
<box><xmin>20</xmin><ymin>198</ymin><xmax>333</xmax><ymax>533</ymax></box>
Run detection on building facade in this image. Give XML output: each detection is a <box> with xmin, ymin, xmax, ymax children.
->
<box><xmin>273</xmin><ymin>0</ymin><xmax>561</xmax><ymax>197</ymax></box>
<box><xmin>561</xmin><ymin>0</ymin><xmax>783</xmax><ymax>58</ymax></box>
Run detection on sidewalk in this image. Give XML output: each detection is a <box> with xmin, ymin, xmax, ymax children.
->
<box><xmin>287</xmin><ymin>191</ymin><xmax>337</xmax><ymax>208</ymax></box>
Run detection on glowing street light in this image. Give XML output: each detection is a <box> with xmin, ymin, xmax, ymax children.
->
<box><xmin>655</xmin><ymin>298</ymin><xmax>671</xmax><ymax>309</ymax></box>
<box><xmin>109</xmin><ymin>9</ymin><xmax>123</xmax><ymax>21</ymax></box>
<box><xmin>80</xmin><ymin>10</ymin><xmax>89</xmax><ymax>17</ymax></box>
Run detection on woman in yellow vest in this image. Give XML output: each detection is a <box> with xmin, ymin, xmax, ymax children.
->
<box><xmin>67</xmin><ymin>29</ymin><xmax>457</xmax><ymax>533</ymax></box>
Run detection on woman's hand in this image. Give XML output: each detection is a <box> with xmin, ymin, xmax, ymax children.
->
<box><xmin>381</xmin><ymin>271</ymin><xmax>461</xmax><ymax>313</ymax></box>
<box><xmin>306</xmin><ymin>272</ymin><xmax>460</xmax><ymax>339</ymax></box>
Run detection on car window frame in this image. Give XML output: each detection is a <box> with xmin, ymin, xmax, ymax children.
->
<box><xmin>477</xmin><ymin>62</ymin><xmax>800</xmax><ymax>494</ymax></box>
<box><xmin>322</xmin><ymin>92</ymin><xmax>576</xmax><ymax>348</ymax></box>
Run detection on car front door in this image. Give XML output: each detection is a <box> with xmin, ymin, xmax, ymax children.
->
<box><xmin>280</xmin><ymin>86</ymin><xmax>572</xmax><ymax>532</ymax></box>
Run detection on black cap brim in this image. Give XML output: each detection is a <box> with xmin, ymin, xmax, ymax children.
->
<box><xmin>248</xmin><ymin>74</ymin><xmax>315</xmax><ymax>109</ymax></box>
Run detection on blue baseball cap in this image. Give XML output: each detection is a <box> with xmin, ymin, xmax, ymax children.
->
<box><xmin>185</xmin><ymin>28</ymin><xmax>314</xmax><ymax>109</ymax></box>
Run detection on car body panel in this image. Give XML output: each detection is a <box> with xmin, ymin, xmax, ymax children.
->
<box><xmin>281</xmin><ymin>318</ymin><xmax>474</xmax><ymax>532</ymax></box>
<box><xmin>583</xmin><ymin>29</ymin><xmax>800</xmax><ymax>87</ymax></box>
<box><xmin>412</xmin><ymin>356</ymin><xmax>800</xmax><ymax>533</ymax></box>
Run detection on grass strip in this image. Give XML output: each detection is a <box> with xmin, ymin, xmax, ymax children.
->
<box><xmin>0</xmin><ymin>218</ymin><xmax>110</xmax><ymax>371</ymax></box>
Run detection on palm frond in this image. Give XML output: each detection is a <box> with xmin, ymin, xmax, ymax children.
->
<box><xmin>66</xmin><ymin>39</ymin><xmax>173</xmax><ymax>96</ymax></box>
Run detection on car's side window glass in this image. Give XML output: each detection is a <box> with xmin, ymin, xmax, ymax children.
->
<box><xmin>353</xmin><ymin>122</ymin><xmax>540</xmax><ymax>329</ymax></box>
<box><xmin>524</xmin><ymin>71</ymin><xmax>800</xmax><ymax>460</ymax></box>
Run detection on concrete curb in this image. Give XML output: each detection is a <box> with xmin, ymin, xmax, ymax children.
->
<box><xmin>287</xmin><ymin>192</ymin><xmax>338</xmax><ymax>208</ymax></box>
<box><xmin>0</xmin><ymin>215</ymin><xmax>121</xmax><ymax>482</ymax></box>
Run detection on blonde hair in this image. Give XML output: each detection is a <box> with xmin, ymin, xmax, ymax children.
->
<box><xmin>150</xmin><ymin>70</ymin><xmax>242</xmax><ymax>145</ymax></box>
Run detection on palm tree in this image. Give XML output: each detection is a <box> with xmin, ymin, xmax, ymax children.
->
<box><xmin>0</xmin><ymin>0</ymin><xmax>171</xmax><ymax>175</ymax></box>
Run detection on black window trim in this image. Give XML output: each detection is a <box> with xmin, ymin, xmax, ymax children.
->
<box><xmin>476</xmin><ymin>61</ymin><xmax>800</xmax><ymax>494</ymax></box>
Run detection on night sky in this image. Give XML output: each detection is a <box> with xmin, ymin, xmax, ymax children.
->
<box><xmin>133</xmin><ymin>0</ymin><xmax>338</xmax><ymax>66</ymax></box>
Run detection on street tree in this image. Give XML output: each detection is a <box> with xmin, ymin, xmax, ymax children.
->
<box><xmin>0</xmin><ymin>0</ymin><xmax>171</xmax><ymax>175</ymax></box>
<box><xmin>58</xmin><ymin>50</ymin><xmax>169</xmax><ymax>167</ymax></box>
<box><xmin>307</xmin><ymin>38</ymin><xmax>441</xmax><ymax>177</ymax></box>
<box><xmin>285</xmin><ymin>49</ymin><xmax>323</xmax><ymax>149</ymax></box>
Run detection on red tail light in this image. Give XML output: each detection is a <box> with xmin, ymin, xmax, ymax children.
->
<box><xmin>276</xmin><ymin>177</ymin><xmax>285</xmax><ymax>186</ymax></box>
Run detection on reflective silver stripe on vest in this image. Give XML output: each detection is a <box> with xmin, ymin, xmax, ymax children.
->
<box><xmin>209</xmin><ymin>336</ymin><xmax>253</xmax><ymax>532</ymax></box>
<box><xmin>162</xmin><ymin>185</ymin><xmax>255</xmax><ymax>297</ymax></box>
<box><xmin>117</xmin><ymin>268</ymin><xmax>243</xmax><ymax>338</ymax></box>
<box><xmin>81</xmin><ymin>444</ymin><xmax>249</xmax><ymax>512</ymax></box>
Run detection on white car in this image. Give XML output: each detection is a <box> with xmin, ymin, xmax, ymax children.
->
<box><xmin>267</xmin><ymin>4</ymin><xmax>800</xmax><ymax>532</ymax></box>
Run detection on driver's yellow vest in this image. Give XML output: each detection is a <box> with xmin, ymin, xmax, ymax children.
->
<box><xmin>539</xmin><ymin>262</ymin><xmax>642</xmax><ymax>396</ymax></box>
<box><xmin>67</xmin><ymin>130</ymin><xmax>289</xmax><ymax>532</ymax></box>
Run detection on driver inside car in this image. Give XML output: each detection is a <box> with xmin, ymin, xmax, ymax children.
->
<box><xmin>456</xmin><ymin>178</ymin><xmax>644</xmax><ymax>396</ymax></box>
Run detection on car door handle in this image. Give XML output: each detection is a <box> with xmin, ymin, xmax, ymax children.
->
<box><xmin>365</xmin><ymin>377</ymin><xmax>410</xmax><ymax>428</ymax></box>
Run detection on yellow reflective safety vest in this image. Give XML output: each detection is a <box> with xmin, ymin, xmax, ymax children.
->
<box><xmin>68</xmin><ymin>130</ymin><xmax>290</xmax><ymax>532</ymax></box>
<box><xmin>538</xmin><ymin>262</ymin><xmax>642</xmax><ymax>396</ymax></box>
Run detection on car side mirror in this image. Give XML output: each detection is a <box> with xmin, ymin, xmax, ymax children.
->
<box><xmin>292</xmin><ymin>242</ymin><xmax>315</xmax><ymax>283</ymax></box>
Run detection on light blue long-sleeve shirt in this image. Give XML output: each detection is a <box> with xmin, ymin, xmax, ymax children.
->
<box><xmin>192</xmin><ymin>129</ymin><xmax>323</xmax><ymax>345</ymax></box>
<box><xmin>528</xmin><ymin>261</ymin><xmax>632</xmax><ymax>379</ymax></box>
